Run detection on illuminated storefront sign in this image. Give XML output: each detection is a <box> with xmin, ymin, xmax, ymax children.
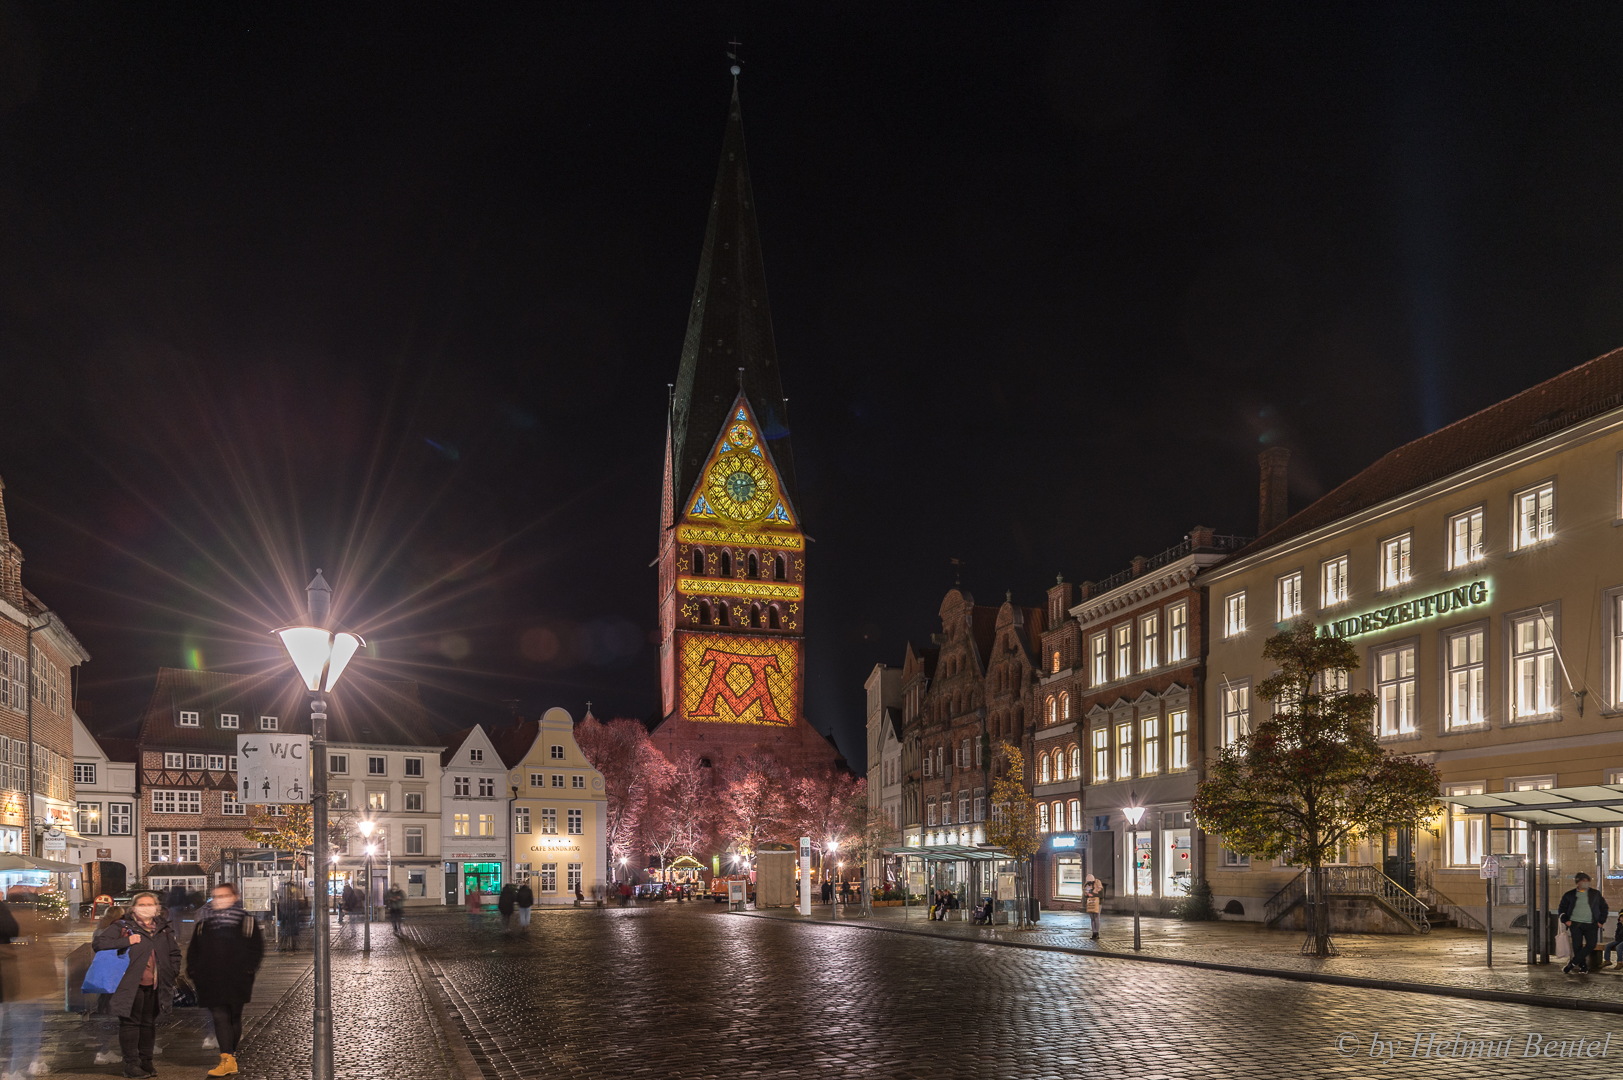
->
<box><xmin>1320</xmin><ymin>580</ymin><xmax>1489</xmax><ymax>641</ymax></box>
<box><xmin>1051</xmin><ymin>835</ymin><xmax>1078</xmax><ymax>849</ymax></box>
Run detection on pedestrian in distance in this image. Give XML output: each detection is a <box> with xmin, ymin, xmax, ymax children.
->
<box><xmin>618</xmin><ymin>881</ymin><xmax>631</xmax><ymax>905</ymax></box>
<box><xmin>387</xmin><ymin>884</ymin><xmax>406</xmax><ymax>935</ymax></box>
<box><xmin>0</xmin><ymin>894</ymin><xmax>60</xmax><ymax>1080</ymax></box>
<box><xmin>465</xmin><ymin>884</ymin><xmax>481</xmax><ymax>927</ymax></box>
<box><xmin>166</xmin><ymin>881</ymin><xmax>189</xmax><ymax>939</ymax></box>
<box><xmin>340</xmin><ymin>881</ymin><xmax>356</xmax><ymax>925</ymax></box>
<box><xmin>1603</xmin><ymin>914</ymin><xmax>1623</xmax><ymax>969</ymax></box>
<box><xmin>498</xmin><ymin>881</ymin><xmax>518</xmax><ymax>932</ymax></box>
<box><xmin>92</xmin><ymin>890</ymin><xmax>182</xmax><ymax>1079</ymax></box>
<box><xmin>276</xmin><ymin>883</ymin><xmax>300</xmax><ymax>950</ymax></box>
<box><xmin>574</xmin><ymin>882</ymin><xmax>584</xmax><ymax>907</ymax></box>
<box><xmin>1084</xmin><ymin>875</ymin><xmax>1103</xmax><ymax>939</ymax></box>
<box><xmin>516</xmin><ymin>879</ymin><xmax>534</xmax><ymax>929</ymax></box>
<box><xmin>1560</xmin><ymin>871</ymin><xmax>1609</xmax><ymax>975</ymax></box>
<box><xmin>821</xmin><ymin>879</ymin><xmax>832</xmax><ymax>905</ymax></box>
<box><xmin>186</xmin><ymin>882</ymin><xmax>265</xmax><ymax>1077</ymax></box>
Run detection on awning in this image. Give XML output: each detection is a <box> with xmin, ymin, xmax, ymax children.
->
<box><xmin>0</xmin><ymin>854</ymin><xmax>81</xmax><ymax>873</ymax></box>
<box><xmin>881</xmin><ymin>844</ymin><xmax>1010</xmax><ymax>863</ymax></box>
<box><xmin>1442</xmin><ymin>784</ymin><xmax>1623</xmax><ymax>826</ymax></box>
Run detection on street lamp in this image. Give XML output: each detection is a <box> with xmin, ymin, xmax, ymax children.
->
<box><xmin>356</xmin><ymin>818</ymin><xmax>376</xmax><ymax>953</ymax></box>
<box><xmin>274</xmin><ymin>570</ymin><xmax>364</xmax><ymax>1080</ymax></box>
<box><xmin>1123</xmin><ymin>805</ymin><xmax>1146</xmax><ymax>951</ymax></box>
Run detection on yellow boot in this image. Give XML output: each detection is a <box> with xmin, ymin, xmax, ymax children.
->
<box><xmin>207</xmin><ymin>1053</ymin><xmax>238</xmax><ymax>1076</ymax></box>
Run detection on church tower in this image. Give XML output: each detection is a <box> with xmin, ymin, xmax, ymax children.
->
<box><xmin>653</xmin><ymin>78</ymin><xmax>842</xmax><ymax>772</ymax></box>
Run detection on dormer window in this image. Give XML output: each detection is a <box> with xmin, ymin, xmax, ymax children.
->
<box><xmin>219</xmin><ymin>713</ymin><xmax>239</xmax><ymax>730</ymax></box>
<box><xmin>259</xmin><ymin>716</ymin><xmax>278</xmax><ymax>731</ymax></box>
<box><xmin>178</xmin><ymin>711</ymin><xmax>200</xmax><ymax>728</ymax></box>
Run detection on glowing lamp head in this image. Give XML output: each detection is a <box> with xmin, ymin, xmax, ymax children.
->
<box><xmin>273</xmin><ymin>571</ymin><xmax>365</xmax><ymax>691</ymax></box>
<box><xmin>827</xmin><ymin>840</ymin><xmax>839</xmax><ymax>854</ymax></box>
<box><xmin>365</xmin><ymin>845</ymin><xmax>376</xmax><ymax>856</ymax></box>
<box><xmin>1123</xmin><ymin>805</ymin><xmax>1146</xmax><ymax>827</ymax></box>
<box><xmin>357</xmin><ymin>819</ymin><xmax>375</xmax><ymax>839</ymax></box>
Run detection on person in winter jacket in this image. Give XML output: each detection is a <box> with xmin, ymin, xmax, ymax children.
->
<box><xmin>497</xmin><ymin>882</ymin><xmax>518</xmax><ymax>932</ymax></box>
<box><xmin>186</xmin><ymin>883</ymin><xmax>265</xmax><ymax>1077</ymax></box>
<box><xmin>516</xmin><ymin>880</ymin><xmax>534</xmax><ymax>928</ymax></box>
<box><xmin>1083</xmin><ymin>875</ymin><xmax>1104</xmax><ymax>939</ymax></box>
<box><xmin>1559</xmin><ymin>871</ymin><xmax>1611</xmax><ymax>975</ymax></box>
<box><xmin>92</xmin><ymin>890</ymin><xmax>182</xmax><ymax>1079</ymax></box>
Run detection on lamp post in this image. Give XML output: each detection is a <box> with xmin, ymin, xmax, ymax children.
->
<box><xmin>827</xmin><ymin>840</ymin><xmax>839</xmax><ymax>915</ymax></box>
<box><xmin>356</xmin><ymin>819</ymin><xmax>376</xmax><ymax>953</ymax></box>
<box><xmin>274</xmin><ymin>570</ymin><xmax>364</xmax><ymax>1080</ymax></box>
<box><xmin>1123</xmin><ymin>805</ymin><xmax>1146</xmax><ymax>951</ymax></box>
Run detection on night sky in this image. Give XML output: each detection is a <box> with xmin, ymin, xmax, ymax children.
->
<box><xmin>4</xmin><ymin>4</ymin><xmax>1623</xmax><ymax>769</ymax></box>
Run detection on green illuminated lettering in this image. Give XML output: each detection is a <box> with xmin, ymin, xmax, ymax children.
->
<box><xmin>1469</xmin><ymin>580</ymin><xmax>1487</xmax><ymax>604</ymax></box>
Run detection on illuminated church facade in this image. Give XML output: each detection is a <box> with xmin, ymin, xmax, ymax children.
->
<box><xmin>652</xmin><ymin>82</ymin><xmax>844</xmax><ymax>775</ymax></box>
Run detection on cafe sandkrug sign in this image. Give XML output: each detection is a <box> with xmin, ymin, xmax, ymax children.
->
<box><xmin>1319</xmin><ymin>579</ymin><xmax>1489</xmax><ymax>641</ymax></box>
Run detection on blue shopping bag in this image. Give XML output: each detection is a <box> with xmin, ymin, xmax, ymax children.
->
<box><xmin>81</xmin><ymin>947</ymin><xmax>130</xmax><ymax>994</ymax></box>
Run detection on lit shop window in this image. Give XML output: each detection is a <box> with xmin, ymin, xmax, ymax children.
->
<box><xmin>1322</xmin><ymin>555</ymin><xmax>1349</xmax><ymax>607</ymax></box>
<box><xmin>1277</xmin><ymin>572</ymin><xmax>1303</xmax><ymax>622</ymax></box>
<box><xmin>1514</xmin><ymin>482</ymin><xmax>1555</xmax><ymax>550</ymax></box>
<box><xmin>1380</xmin><ymin>534</ymin><xmax>1412</xmax><ymax>589</ymax></box>
<box><xmin>1446</xmin><ymin>629</ymin><xmax>1486</xmax><ymax>728</ymax></box>
<box><xmin>1224</xmin><ymin>592</ymin><xmax>1246</xmax><ymax>638</ymax></box>
<box><xmin>1167</xmin><ymin>603</ymin><xmax>1188</xmax><ymax>662</ymax></box>
<box><xmin>1512</xmin><ymin>613</ymin><xmax>1558</xmax><ymax>719</ymax></box>
<box><xmin>1375</xmin><ymin>644</ymin><xmax>1417</xmax><ymax>735</ymax></box>
<box><xmin>1449</xmin><ymin>508</ymin><xmax>1485</xmax><ymax>568</ymax></box>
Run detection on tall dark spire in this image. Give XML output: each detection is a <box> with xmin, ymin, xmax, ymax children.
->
<box><xmin>669</xmin><ymin>82</ymin><xmax>798</xmax><ymax>517</ymax></box>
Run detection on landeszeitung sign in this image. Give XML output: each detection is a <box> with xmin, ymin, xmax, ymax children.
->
<box><xmin>1320</xmin><ymin>580</ymin><xmax>1489</xmax><ymax>641</ymax></box>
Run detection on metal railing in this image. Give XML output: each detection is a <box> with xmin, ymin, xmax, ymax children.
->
<box><xmin>1418</xmin><ymin>868</ymin><xmax>1486</xmax><ymax>931</ymax></box>
<box><xmin>1262</xmin><ymin>870</ymin><xmax>1307</xmax><ymax>925</ymax></box>
<box><xmin>1262</xmin><ymin>865</ymin><xmax>1432</xmax><ymax>933</ymax></box>
<box><xmin>1089</xmin><ymin>534</ymin><xmax>1254</xmax><ymax>595</ymax></box>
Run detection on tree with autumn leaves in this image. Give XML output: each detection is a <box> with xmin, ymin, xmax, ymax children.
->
<box><xmin>1192</xmin><ymin>620</ymin><xmax>1441</xmax><ymax>958</ymax></box>
<box><xmin>986</xmin><ymin>741</ymin><xmax>1040</xmax><ymax>928</ymax></box>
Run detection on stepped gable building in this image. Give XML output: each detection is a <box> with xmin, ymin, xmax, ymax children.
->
<box><xmin>651</xmin><ymin>79</ymin><xmax>843</xmax><ymax>776</ymax></box>
<box><xmin>896</xmin><ymin>641</ymin><xmax>939</xmax><ymax>849</ymax></box>
<box><xmin>0</xmin><ymin>474</ymin><xmax>92</xmax><ymax>859</ymax></box>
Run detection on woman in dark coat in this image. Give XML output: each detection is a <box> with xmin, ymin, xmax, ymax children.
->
<box><xmin>186</xmin><ymin>882</ymin><xmax>265</xmax><ymax>1076</ymax></box>
<box><xmin>92</xmin><ymin>890</ymin><xmax>182</xmax><ymax>1079</ymax></box>
<box><xmin>497</xmin><ymin>881</ymin><xmax>518</xmax><ymax>931</ymax></box>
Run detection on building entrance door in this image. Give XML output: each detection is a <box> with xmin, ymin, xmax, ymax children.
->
<box><xmin>444</xmin><ymin>863</ymin><xmax>458</xmax><ymax>906</ymax></box>
<box><xmin>1383</xmin><ymin>827</ymin><xmax>1417</xmax><ymax>893</ymax></box>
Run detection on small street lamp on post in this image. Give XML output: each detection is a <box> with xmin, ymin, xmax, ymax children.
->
<box><xmin>827</xmin><ymin>840</ymin><xmax>839</xmax><ymax>916</ymax></box>
<box><xmin>357</xmin><ymin>818</ymin><xmax>376</xmax><ymax>953</ymax></box>
<box><xmin>1123</xmin><ymin>805</ymin><xmax>1146</xmax><ymax>951</ymax></box>
<box><xmin>274</xmin><ymin>570</ymin><xmax>364</xmax><ymax>1080</ymax></box>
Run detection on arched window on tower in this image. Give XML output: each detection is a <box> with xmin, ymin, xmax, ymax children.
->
<box><xmin>691</xmin><ymin>549</ymin><xmax>704</xmax><ymax>576</ymax></box>
<box><xmin>718</xmin><ymin>602</ymin><xmax>731</xmax><ymax>627</ymax></box>
<box><xmin>720</xmin><ymin>550</ymin><xmax>733</xmax><ymax>577</ymax></box>
<box><xmin>1052</xmin><ymin>650</ymin><xmax>1061</xmax><ymax>673</ymax></box>
<box><xmin>1040</xmin><ymin>755</ymin><xmax>1051</xmax><ymax>784</ymax></box>
<box><xmin>698</xmin><ymin>600</ymin><xmax>712</xmax><ymax>625</ymax></box>
<box><xmin>768</xmin><ymin>605</ymin><xmax>781</xmax><ymax>630</ymax></box>
<box><xmin>1046</xmin><ymin>695</ymin><xmax>1057</xmax><ymax>725</ymax></box>
<box><xmin>1061</xmin><ymin>692</ymin><xmax>1070</xmax><ymax>720</ymax></box>
<box><xmin>1069</xmin><ymin>745</ymin><xmax>1081</xmax><ymax>778</ymax></box>
<box><xmin>1052</xmin><ymin>750</ymin><xmax>1065</xmax><ymax>781</ymax></box>
<box><xmin>748</xmin><ymin>552</ymin><xmax>759</xmax><ymax>579</ymax></box>
<box><xmin>749</xmin><ymin>603</ymin><xmax>761</xmax><ymax>628</ymax></box>
<box><xmin>774</xmin><ymin>554</ymin><xmax>786</xmax><ymax>581</ymax></box>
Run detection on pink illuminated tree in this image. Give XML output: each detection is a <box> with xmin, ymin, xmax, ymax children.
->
<box><xmin>575</xmin><ymin>716</ymin><xmax>674</xmax><ymax>878</ymax></box>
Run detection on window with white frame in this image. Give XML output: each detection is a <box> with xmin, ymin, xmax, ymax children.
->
<box><xmin>1224</xmin><ymin>592</ymin><xmax>1246</xmax><ymax>637</ymax></box>
<box><xmin>329</xmin><ymin>790</ymin><xmax>349</xmax><ymax>809</ymax></box>
<box><xmin>185</xmin><ymin>753</ymin><xmax>204</xmax><ymax>770</ymax></box>
<box><xmin>151</xmin><ymin>789</ymin><xmax>201</xmax><ymax>814</ymax></box>
<box><xmin>514</xmin><ymin>807</ymin><xmax>531</xmax><ymax>833</ymax></box>
<box><xmin>219</xmin><ymin>713</ymin><xmax>239</xmax><ymax>729</ymax></box>
<box><xmin>149</xmin><ymin>832</ymin><xmax>171</xmax><ymax>863</ymax></box>
<box><xmin>1169</xmin><ymin>709</ymin><xmax>1189</xmax><ymax>770</ymax></box>
<box><xmin>178</xmin><ymin>711</ymin><xmax>199</xmax><ymax>727</ymax></box>
<box><xmin>568</xmin><ymin>808</ymin><xmax>582</xmax><ymax>835</ymax></box>
<box><xmin>540</xmin><ymin>808</ymin><xmax>557</xmax><ymax>834</ymax></box>
<box><xmin>259</xmin><ymin>716</ymin><xmax>277</xmax><ymax>731</ymax></box>
<box><xmin>1090</xmin><ymin>633</ymin><xmax>1108</xmax><ymax>685</ymax></box>
<box><xmin>454</xmin><ymin>776</ymin><xmax>470</xmax><ymax>796</ymax></box>
<box><xmin>1278</xmin><ymin>572</ymin><xmax>1303</xmax><ymax>622</ymax></box>
<box><xmin>1380</xmin><ymin>534</ymin><xmax>1412</xmax><ymax>589</ymax></box>
<box><xmin>404</xmin><ymin>758</ymin><xmax>423</xmax><ymax>777</ymax></box>
<box><xmin>927</xmin><ymin>798</ymin><xmax>937</xmax><ymax>826</ymax></box>
<box><xmin>368</xmin><ymin>756</ymin><xmax>387</xmax><ymax>776</ymax></box>
<box><xmin>367</xmin><ymin>791</ymin><xmax>387</xmax><ymax>811</ymax></box>
<box><xmin>404</xmin><ymin>792</ymin><xmax>422</xmax><ymax>811</ymax></box>
<box><xmin>1114</xmin><ymin>624</ymin><xmax>1133</xmax><ymax>680</ymax></box>
<box><xmin>1068</xmin><ymin>745</ymin><xmax>1080</xmax><ymax>777</ymax></box>
<box><xmin>1140</xmin><ymin>717</ymin><xmax>1159</xmax><ymax>776</ymax></box>
<box><xmin>1067</xmin><ymin>798</ymin><xmax>1080</xmax><ymax>832</ymax></box>
<box><xmin>1222</xmin><ymin>684</ymin><xmax>1250</xmax><ymax>745</ymax></box>
<box><xmin>1445</xmin><ymin>783</ymin><xmax>1485</xmax><ymax>866</ymax></box>
<box><xmin>469</xmin><ymin>748</ymin><xmax>483</xmax><ymax>762</ymax></box>
<box><xmin>539</xmin><ymin>863</ymin><xmax>558</xmax><ymax>892</ymax></box>
<box><xmin>222</xmin><ymin>791</ymin><xmax>245</xmax><ymax>816</ymax></box>
<box><xmin>1505</xmin><ymin>777</ymin><xmax>1555</xmax><ymax>856</ymax></box>
<box><xmin>1512</xmin><ymin>612</ymin><xmax>1558</xmax><ymax>719</ymax></box>
<box><xmin>530</xmin><ymin>773</ymin><xmax>545</xmax><ymax>788</ymax></box>
<box><xmin>1322</xmin><ymin>555</ymin><xmax>1349</xmax><ymax>607</ymax></box>
<box><xmin>1037</xmin><ymin>802</ymin><xmax>1049</xmax><ymax>832</ymax></box>
<box><xmin>405</xmin><ymin>826</ymin><xmax>425</xmax><ymax>854</ymax></box>
<box><xmin>1449</xmin><ymin>508</ymin><xmax>1484</xmax><ymax>568</ymax></box>
<box><xmin>1045</xmin><ymin>695</ymin><xmax>1057</xmax><ymax>726</ymax></box>
<box><xmin>1115</xmin><ymin>721</ymin><xmax>1132</xmax><ymax>780</ymax></box>
<box><xmin>208</xmin><ymin>754</ymin><xmax>226</xmax><ymax>771</ymax></box>
<box><xmin>568</xmin><ymin>863</ymin><xmax>582</xmax><ymax>893</ymax></box>
<box><xmin>108</xmin><ymin>802</ymin><xmax>132</xmax><ymax>835</ymax></box>
<box><xmin>330</xmin><ymin>754</ymin><xmax>348</xmax><ymax>774</ymax></box>
<box><xmin>479</xmin><ymin>814</ymin><xmax>494</xmax><ymax>836</ymax></box>
<box><xmin>1375</xmin><ymin>643</ymin><xmax>1417</xmax><ymax>735</ymax></box>
<box><xmin>454</xmin><ymin>813</ymin><xmax>470</xmax><ymax>836</ymax></box>
<box><xmin>1092</xmin><ymin>727</ymin><xmax>1109</xmax><ymax>781</ymax></box>
<box><xmin>1168</xmin><ymin>602</ymin><xmax>1188</xmax><ymax>662</ymax></box>
<box><xmin>551</xmin><ymin>774</ymin><xmax>565</xmax><ymax>788</ymax></box>
<box><xmin>479</xmin><ymin>778</ymin><xmax>496</xmax><ymax>797</ymax></box>
<box><xmin>1446</xmin><ymin>628</ymin><xmax>1486</xmax><ymax>728</ymax></box>
<box><xmin>74</xmin><ymin>763</ymin><xmax>96</xmax><ymax>786</ymax></box>
<box><xmin>959</xmin><ymin>791</ymin><xmax>970</xmax><ymax>824</ymax></box>
<box><xmin>78</xmin><ymin>802</ymin><xmax>101</xmax><ymax>834</ymax></box>
<box><xmin>1514</xmin><ymin>481</ymin><xmax>1555</xmax><ymax>549</ymax></box>
<box><xmin>1222</xmin><ymin>844</ymin><xmax>1250</xmax><ymax>867</ymax></box>
<box><xmin>551</xmin><ymin>744</ymin><xmax>565</xmax><ymax>760</ymax></box>
<box><xmin>176</xmin><ymin>832</ymin><xmax>199</xmax><ymax>862</ymax></box>
<box><xmin>1140</xmin><ymin>613</ymin><xmax>1159</xmax><ymax>670</ymax></box>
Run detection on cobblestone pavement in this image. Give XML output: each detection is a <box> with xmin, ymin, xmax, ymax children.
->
<box><xmin>406</xmin><ymin>903</ymin><xmax>1623</xmax><ymax>1079</ymax></box>
<box><xmin>760</xmin><ymin>905</ymin><xmax>1623</xmax><ymax>1006</ymax></box>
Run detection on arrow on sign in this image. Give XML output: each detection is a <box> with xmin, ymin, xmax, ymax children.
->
<box><xmin>241</xmin><ymin>743</ymin><xmax>260</xmax><ymax>755</ymax></box>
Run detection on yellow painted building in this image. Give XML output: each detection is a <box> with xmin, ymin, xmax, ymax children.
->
<box><xmin>1199</xmin><ymin>349</ymin><xmax>1623</xmax><ymax>929</ymax></box>
<box><xmin>498</xmin><ymin>707</ymin><xmax>607</xmax><ymax>905</ymax></box>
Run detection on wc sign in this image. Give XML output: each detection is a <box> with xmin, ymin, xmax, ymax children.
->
<box><xmin>237</xmin><ymin>734</ymin><xmax>311</xmax><ymax>805</ymax></box>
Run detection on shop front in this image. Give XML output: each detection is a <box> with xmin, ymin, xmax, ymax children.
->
<box><xmin>446</xmin><ymin>845</ymin><xmax>506</xmax><ymax>904</ymax></box>
<box><xmin>1047</xmin><ymin>832</ymin><xmax>1090</xmax><ymax>909</ymax></box>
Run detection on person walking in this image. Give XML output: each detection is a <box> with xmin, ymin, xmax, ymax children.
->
<box><xmin>1084</xmin><ymin>875</ymin><xmax>1103</xmax><ymax>940</ymax></box>
<box><xmin>0</xmin><ymin>894</ymin><xmax>59</xmax><ymax>1080</ymax></box>
<box><xmin>516</xmin><ymin>879</ymin><xmax>534</xmax><ymax>929</ymax></box>
<box><xmin>186</xmin><ymin>882</ymin><xmax>265</xmax><ymax>1077</ymax></box>
<box><xmin>340</xmin><ymin>881</ymin><xmax>356</xmax><ymax>925</ymax></box>
<box><xmin>1559</xmin><ymin>871</ymin><xmax>1610</xmax><ymax>975</ymax></box>
<box><xmin>387</xmin><ymin>884</ymin><xmax>406</xmax><ymax>935</ymax></box>
<box><xmin>497</xmin><ymin>881</ymin><xmax>518</xmax><ymax>932</ymax></box>
<box><xmin>165</xmin><ymin>881</ymin><xmax>189</xmax><ymax>939</ymax></box>
<box><xmin>277</xmin><ymin>883</ymin><xmax>300</xmax><ymax>950</ymax></box>
<box><xmin>464</xmin><ymin>883</ymin><xmax>481</xmax><ymax>928</ymax></box>
<box><xmin>821</xmin><ymin>879</ymin><xmax>832</xmax><ymax>906</ymax></box>
<box><xmin>1602</xmin><ymin>915</ymin><xmax>1623</xmax><ymax>969</ymax></box>
<box><xmin>92</xmin><ymin>890</ymin><xmax>182</xmax><ymax>1079</ymax></box>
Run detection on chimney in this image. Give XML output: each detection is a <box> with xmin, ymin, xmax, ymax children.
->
<box><xmin>1258</xmin><ymin>447</ymin><xmax>1291</xmax><ymax>535</ymax></box>
<box><xmin>1046</xmin><ymin>574</ymin><xmax>1074</xmax><ymax>630</ymax></box>
<box><xmin>0</xmin><ymin>474</ymin><xmax>22</xmax><ymax>608</ymax></box>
